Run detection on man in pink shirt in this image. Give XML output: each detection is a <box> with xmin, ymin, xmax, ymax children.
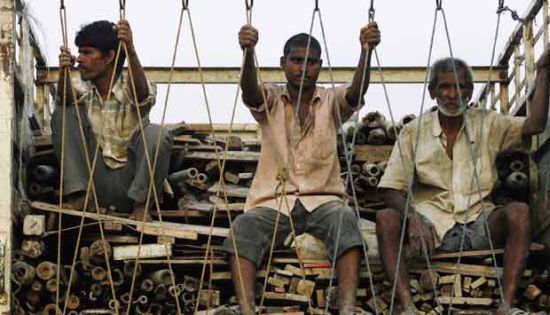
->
<box><xmin>223</xmin><ymin>22</ymin><xmax>380</xmax><ymax>314</ymax></box>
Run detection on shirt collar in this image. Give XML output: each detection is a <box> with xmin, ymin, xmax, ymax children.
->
<box><xmin>90</xmin><ymin>73</ymin><xmax>126</xmax><ymax>103</ymax></box>
<box><xmin>432</xmin><ymin>108</ymin><xmax>476</xmax><ymax>143</ymax></box>
<box><xmin>281</xmin><ymin>85</ymin><xmax>323</xmax><ymax>104</ymax></box>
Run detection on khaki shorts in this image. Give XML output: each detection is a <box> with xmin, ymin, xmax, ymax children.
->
<box><xmin>222</xmin><ymin>200</ymin><xmax>364</xmax><ymax>267</ymax></box>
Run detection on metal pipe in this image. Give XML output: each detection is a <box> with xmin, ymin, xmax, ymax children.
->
<box><xmin>362</xmin><ymin>111</ymin><xmax>386</xmax><ymax>129</ymax></box>
<box><xmin>182</xmin><ymin>275</ymin><xmax>199</xmax><ymax>292</ymax></box>
<box><xmin>89</xmin><ymin>239</ymin><xmax>112</xmax><ymax>265</ymax></box>
<box><xmin>140</xmin><ymin>278</ymin><xmax>155</xmax><ymax>292</ymax></box>
<box><xmin>168</xmin><ymin>167</ymin><xmax>199</xmax><ymax>184</ymax></box>
<box><xmin>33</xmin><ymin>165</ymin><xmax>58</xmax><ymax>183</ymax></box>
<box><xmin>21</xmin><ymin>239</ymin><xmax>45</xmax><ymax>259</ymax></box>
<box><xmin>509</xmin><ymin>159</ymin><xmax>525</xmax><ymax>172</ymax></box>
<box><xmin>362</xmin><ymin>163</ymin><xmax>382</xmax><ymax>177</ymax></box>
<box><xmin>385</xmin><ymin>123</ymin><xmax>401</xmax><ymax>142</ymax></box>
<box><xmin>367</xmin><ymin>127</ymin><xmax>387</xmax><ymax>145</ymax></box>
<box><xmin>35</xmin><ymin>261</ymin><xmax>56</xmax><ymax>280</ymax></box>
<box><xmin>367</xmin><ymin>176</ymin><xmax>380</xmax><ymax>187</ymax></box>
<box><xmin>505</xmin><ymin>171</ymin><xmax>529</xmax><ymax>190</ymax></box>
<box><xmin>108</xmin><ymin>299</ymin><xmax>120</xmax><ymax>311</ymax></box>
<box><xmin>66</xmin><ymin>294</ymin><xmax>80</xmax><ymax>310</ymax></box>
<box><xmin>153</xmin><ymin>284</ymin><xmax>168</xmax><ymax>301</ymax></box>
<box><xmin>123</xmin><ymin>260</ymin><xmax>142</xmax><ymax>278</ymax></box>
<box><xmin>31</xmin><ymin>280</ymin><xmax>42</xmax><ymax>292</ymax></box>
<box><xmin>45</xmin><ymin>278</ymin><xmax>58</xmax><ymax>292</ymax></box>
<box><xmin>151</xmin><ymin>269</ymin><xmax>173</xmax><ymax>286</ymax></box>
<box><xmin>91</xmin><ymin>266</ymin><xmax>107</xmax><ymax>281</ymax></box>
<box><xmin>196</xmin><ymin>173</ymin><xmax>208</xmax><ymax>184</ymax></box>
<box><xmin>112</xmin><ymin>268</ymin><xmax>125</xmax><ymax>287</ymax></box>
<box><xmin>12</xmin><ymin>261</ymin><xmax>35</xmax><ymax>285</ymax></box>
<box><xmin>42</xmin><ymin>303</ymin><xmax>62</xmax><ymax>315</ymax></box>
<box><xmin>89</xmin><ymin>282</ymin><xmax>103</xmax><ymax>301</ymax></box>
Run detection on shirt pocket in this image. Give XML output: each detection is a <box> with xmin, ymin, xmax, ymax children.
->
<box><xmin>309</xmin><ymin>113</ymin><xmax>337</xmax><ymax>161</ymax></box>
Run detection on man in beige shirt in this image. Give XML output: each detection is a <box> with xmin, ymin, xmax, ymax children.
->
<box><xmin>222</xmin><ymin>23</ymin><xmax>380</xmax><ymax>314</ymax></box>
<box><xmin>377</xmin><ymin>53</ymin><xmax>550</xmax><ymax>315</ymax></box>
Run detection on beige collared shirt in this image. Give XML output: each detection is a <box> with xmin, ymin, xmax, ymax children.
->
<box><xmin>244</xmin><ymin>84</ymin><xmax>360</xmax><ymax>213</ymax></box>
<box><xmin>66</xmin><ymin>73</ymin><xmax>157</xmax><ymax>169</ymax></box>
<box><xmin>378</xmin><ymin>109</ymin><xmax>527</xmax><ymax>245</ymax></box>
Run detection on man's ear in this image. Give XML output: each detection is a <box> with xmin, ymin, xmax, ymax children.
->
<box><xmin>319</xmin><ymin>59</ymin><xmax>323</xmax><ymax>67</ymax></box>
<box><xmin>105</xmin><ymin>49</ymin><xmax>116</xmax><ymax>66</ymax></box>
<box><xmin>428</xmin><ymin>86</ymin><xmax>436</xmax><ymax>100</ymax></box>
<box><xmin>280</xmin><ymin>56</ymin><xmax>285</xmax><ymax>68</ymax></box>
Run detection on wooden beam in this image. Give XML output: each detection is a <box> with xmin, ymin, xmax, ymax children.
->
<box><xmin>0</xmin><ymin>0</ymin><xmax>15</xmax><ymax>309</ymax></box>
<box><xmin>36</xmin><ymin>66</ymin><xmax>508</xmax><ymax>85</ymax></box>
<box><xmin>30</xmin><ymin>201</ymin><xmax>230</xmax><ymax>239</ymax></box>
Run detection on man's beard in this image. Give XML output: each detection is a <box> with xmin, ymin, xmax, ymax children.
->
<box><xmin>437</xmin><ymin>99</ymin><xmax>467</xmax><ymax>117</ymax></box>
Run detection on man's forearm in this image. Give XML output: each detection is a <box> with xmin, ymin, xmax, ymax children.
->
<box><xmin>346</xmin><ymin>48</ymin><xmax>372</xmax><ymax>107</ymax></box>
<box><xmin>57</xmin><ymin>68</ymin><xmax>74</xmax><ymax>105</ymax></box>
<box><xmin>241</xmin><ymin>50</ymin><xmax>262</xmax><ymax>107</ymax></box>
<box><xmin>125</xmin><ymin>44</ymin><xmax>149</xmax><ymax>103</ymax></box>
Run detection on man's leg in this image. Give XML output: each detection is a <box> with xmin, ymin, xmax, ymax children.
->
<box><xmin>51</xmin><ymin>105</ymin><xmax>95</xmax><ymax>209</ymax></box>
<box><xmin>304</xmin><ymin>201</ymin><xmax>363</xmax><ymax>314</ymax></box>
<box><xmin>486</xmin><ymin>203</ymin><xmax>530</xmax><ymax>315</ymax></box>
<box><xmin>376</xmin><ymin>208</ymin><xmax>417</xmax><ymax>313</ymax></box>
<box><xmin>127</xmin><ymin>124</ymin><xmax>173</xmax><ymax>221</ymax></box>
<box><xmin>223</xmin><ymin>209</ymin><xmax>290</xmax><ymax>315</ymax></box>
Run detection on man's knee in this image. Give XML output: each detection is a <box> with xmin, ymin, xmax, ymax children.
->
<box><xmin>504</xmin><ymin>202</ymin><xmax>530</xmax><ymax>231</ymax></box>
<box><xmin>143</xmin><ymin>124</ymin><xmax>172</xmax><ymax>145</ymax></box>
<box><xmin>376</xmin><ymin>208</ymin><xmax>403</xmax><ymax>234</ymax></box>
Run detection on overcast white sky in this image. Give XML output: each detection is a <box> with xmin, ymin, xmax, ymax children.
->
<box><xmin>26</xmin><ymin>0</ymin><xmax>536</xmax><ymax>124</ymax></box>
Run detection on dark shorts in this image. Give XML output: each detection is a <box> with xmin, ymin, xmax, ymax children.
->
<box><xmin>438</xmin><ymin>210</ymin><xmax>496</xmax><ymax>252</ymax></box>
<box><xmin>222</xmin><ymin>200</ymin><xmax>364</xmax><ymax>267</ymax></box>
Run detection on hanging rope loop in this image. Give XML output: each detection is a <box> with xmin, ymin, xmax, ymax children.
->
<box><xmin>314</xmin><ymin>0</ymin><xmax>320</xmax><ymax>11</ymax></box>
<box><xmin>498</xmin><ymin>0</ymin><xmax>505</xmax><ymax>10</ymax></box>
<box><xmin>59</xmin><ymin>0</ymin><xmax>65</xmax><ymax>10</ymax></box>
<box><xmin>245</xmin><ymin>0</ymin><xmax>253</xmax><ymax>11</ymax></box>
<box><xmin>436</xmin><ymin>0</ymin><xmax>442</xmax><ymax>10</ymax></box>
<box><xmin>497</xmin><ymin>5</ymin><xmax>525</xmax><ymax>23</ymax></box>
<box><xmin>368</xmin><ymin>0</ymin><xmax>375</xmax><ymax>22</ymax></box>
<box><xmin>182</xmin><ymin>0</ymin><xmax>189</xmax><ymax>10</ymax></box>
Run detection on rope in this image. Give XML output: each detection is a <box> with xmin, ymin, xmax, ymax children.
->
<box><xmin>178</xmin><ymin>3</ymin><xmax>252</xmax><ymax>312</ymax></box>
<box><xmin>439</xmin><ymin>4</ymin><xmax>509</xmax><ymax>313</ymax></box>
<box><xmin>314</xmin><ymin>7</ymin><xmax>381</xmax><ymax>315</ymax></box>
<box><xmin>56</xmin><ymin>3</ymin><xmax>121</xmax><ymax>314</ymax></box>
<box><xmin>55</xmin><ymin>3</ymin><xmax>67</xmax><ymax>308</ymax></box>
<box><xmin>387</xmin><ymin>7</ymin><xmax>440</xmax><ymax>314</ymax></box>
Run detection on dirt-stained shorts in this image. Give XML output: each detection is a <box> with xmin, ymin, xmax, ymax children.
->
<box><xmin>222</xmin><ymin>200</ymin><xmax>365</xmax><ymax>267</ymax></box>
<box><xmin>438</xmin><ymin>210</ymin><xmax>496</xmax><ymax>252</ymax></box>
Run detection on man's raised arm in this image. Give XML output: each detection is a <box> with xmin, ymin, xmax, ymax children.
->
<box><xmin>345</xmin><ymin>22</ymin><xmax>381</xmax><ymax>107</ymax></box>
<box><xmin>118</xmin><ymin>19</ymin><xmax>149</xmax><ymax>103</ymax></box>
<box><xmin>239</xmin><ymin>24</ymin><xmax>263</xmax><ymax>108</ymax></box>
<box><xmin>523</xmin><ymin>45</ymin><xmax>550</xmax><ymax>136</ymax></box>
<box><xmin>57</xmin><ymin>46</ymin><xmax>75</xmax><ymax>105</ymax></box>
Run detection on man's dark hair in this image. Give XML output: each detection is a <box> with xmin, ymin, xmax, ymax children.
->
<box><xmin>75</xmin><ymin>20</ymin><xmax>126</xmax><ymax>74</ymax></box>
<box><xmin>428</xmin><ymin>57</ymin><xmax>474</xmax><ymax>90</ymax></box>
<box><xmin>283</xmin><ymin>33</ymin><xmax>322</xmax><ymax>58</ymax></box>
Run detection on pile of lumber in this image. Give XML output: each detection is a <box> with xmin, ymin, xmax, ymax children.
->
<box><xmin>16</xmin><ymin>113</ymin><xmax>547</xmax><ymax>314</ymax></box>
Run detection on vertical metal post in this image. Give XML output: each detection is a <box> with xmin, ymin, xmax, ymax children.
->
<box><xmin>0</xmin><ymin>0</ymin><xmax>15</xmax><ymax>310</ymax></box>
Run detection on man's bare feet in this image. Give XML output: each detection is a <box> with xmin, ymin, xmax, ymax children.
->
<box><xmin>129</xmin><ymin>202</ymin><xmax>152</xmax><ymax>222</ymax></box>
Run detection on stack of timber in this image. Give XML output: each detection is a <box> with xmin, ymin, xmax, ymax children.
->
<box><xmin>17</xmin><ymin>117</ymin><xmax>548</xmax><ymax>314</ymax></box>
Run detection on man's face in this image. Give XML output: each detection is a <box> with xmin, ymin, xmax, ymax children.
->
<box><xmin>76</xmin><ymin>46</ymin><xmax>113</xmax><ymax>82</ymax></box>
<box><xmin>281</xmin><ymin>47</ymin><xmax>322</xmax><ymax>90</ymax></box>
<box><xmin>429</xmin><ymin>70</ymin><xmax>473</xmax><ymax>117</ymax></box>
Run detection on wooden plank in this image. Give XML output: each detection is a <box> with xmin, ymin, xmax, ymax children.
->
<box><xmin>431</xmin><ymin>243</ymin><xmax>545</xmax><ymax>259</ymax></box>
<box><xmin>354</xmin><ymin>145</ymin><xmax>393</xmax><ymax>163</ymax></box>
<box><xmin>113</xmin><ymin>244</ymin><xmax>172</xmax><ymax>261</ymax></box>
<box><xmin>262</xmin><ymin>292</ymin><xmax>309</xmax><ymax>303</ymax></box>
<box><xmin>437</xmin><ymin>297</ymin><xmax>493</xmax><ymax>306</ymax></box>
<box><xmin>31</xmin><ymin>201</ymin><xmax>229</xmax><ymax>239</ymax></box>
<box><xmin>184</xmin><ymin>150</ymin><xmax>259</xmax><ymax>162</ymax></box>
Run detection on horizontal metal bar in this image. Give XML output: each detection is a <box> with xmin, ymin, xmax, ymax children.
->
<box><xmin>36</xmin><ymin>66</ymin><xmax>508</xmax><ymax>85</ymax></box>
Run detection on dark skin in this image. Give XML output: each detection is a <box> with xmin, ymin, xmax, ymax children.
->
<box><xmin>377</xmin><ymin>48</ymin><xmax>550</xmax><ymax>314</ymax></box>
<box><xmin>233</xmin><ymin>23</ymin><xmax>380</xmax><ymax>315</ymax></box>
<box><xmin>57</xmin><ymin>20</ymin><xmax>152</xmax><ymax>222</ymax></box>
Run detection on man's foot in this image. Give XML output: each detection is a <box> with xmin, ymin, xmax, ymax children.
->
<box><xmin>129</xmin><ymin>202</ymin><xmax>152</xmax><ymax>222</ymax></box>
